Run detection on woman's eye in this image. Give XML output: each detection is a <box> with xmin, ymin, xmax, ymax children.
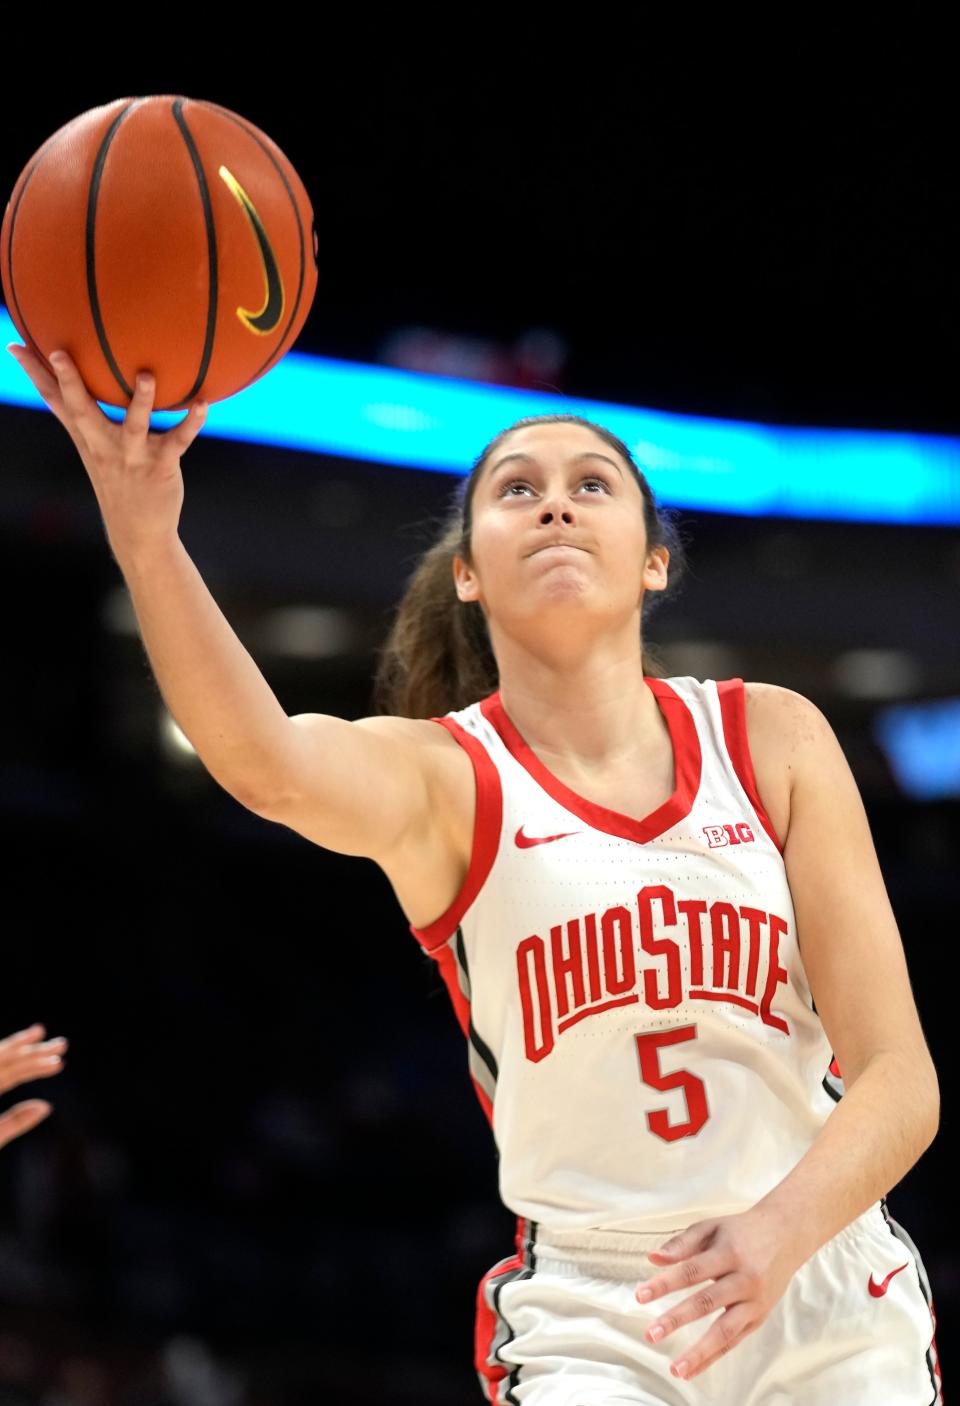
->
<box><xmin>498</xmin><ymin>477</ymin><xmax>610</xmax><ymax>497</ymax></box>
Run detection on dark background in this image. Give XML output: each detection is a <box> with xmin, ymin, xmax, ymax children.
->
<box><xmin>0</xmin><ymin>43</ymin><xmax>955</xmax><ymax>1405</ymax></box>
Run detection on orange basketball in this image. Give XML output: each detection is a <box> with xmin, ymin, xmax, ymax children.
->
<box><xmin>1</xmin><ymin>95</ymin><xmax>319</xmax><ymax>410</ymax></box>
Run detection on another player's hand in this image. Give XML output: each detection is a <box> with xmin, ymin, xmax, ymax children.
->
<box><xmin>6</xmin><ymin>343</ymin><xmax>206</xmax><ymax>567</ymax></box>
<box><xmin>633</xmin><ymin>1204</ymin><xmax>801</xmax><ymax>1381</ymax></box>
<box><xmin>0</xmin><ymin>1023</ymin><xmax>68</xmax><ymax>1148</ymax></box>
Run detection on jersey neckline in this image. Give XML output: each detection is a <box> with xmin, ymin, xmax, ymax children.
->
<box><xmin>477</xmin><ymin>675</ymin><xmax>702</xmax><ymax>844</ymax></box>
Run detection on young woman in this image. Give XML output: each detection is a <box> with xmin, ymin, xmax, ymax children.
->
<box><xmin>7</xmin><ymin>343</ymin><xmax>942</xmax><ymax>1404</ymax></box>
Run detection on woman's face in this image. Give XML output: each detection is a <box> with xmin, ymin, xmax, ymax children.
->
<box><xmin>453</xmin><ymin>423</ymin><xmax>668</xmax><ymax>648</ymax></box>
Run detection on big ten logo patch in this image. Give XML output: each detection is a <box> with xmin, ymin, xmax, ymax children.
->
<box><xmin>703</xmin><ymin>822</ymin><xmax>756</xmax><ymax>848</ymax></box>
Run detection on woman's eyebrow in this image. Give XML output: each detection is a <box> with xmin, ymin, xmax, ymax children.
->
<box><xmin>489</xmin><ymin>451</ymin><xmax>624</xmax><ymax>478</ymax></box>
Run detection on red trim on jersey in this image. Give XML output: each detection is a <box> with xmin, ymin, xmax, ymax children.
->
<box><xmin>557</xmin><ymin>993</ymin><xmax>639</xmax><ymax>1032</ymax></box>
<box><xmin>429</xmin><ymin>941</ymin><xmax>495</xmax><ymax>1128</ymax></box>
<box><xmin>478</xmin><ymin>676</ymin><xmax>701</xmax><ymax>845</ymax></box>
<box><xmin>407</xmin><ymin>714</ymin><xmax>503</xmax><ymax>954</ymax></box>
<box><xmin>689</xmin><ymin>988</ymin><xmax>760</xmax><ymax>1015</ymax></box>
<box><xmin>716</xmin><ymin>678</ymin><xmax>784</xmax><ymax>855</ymax></box>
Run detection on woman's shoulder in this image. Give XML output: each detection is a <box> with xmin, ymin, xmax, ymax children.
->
<box><xmin>352</xmin><ymin>711</ymin><xmax>478</xmax><ymax>790</ymax></box>
<box><xmin>741</xmin><ymin>680</ymin><xmax>826</xmax><ymax>743</ymax></box>
<box><xmin>354</xmin><ymin>713</ymin><xmax>454</xmax><ymax>741</ymax></box>
<box><xmin>352</xmin><ymin>713</ymin><xmax>477</xmax><ymax>930</ymax></box>
<box><xmin>672</xmin><ymin>676</ymin><xmax>823</xmax><ymax>752</ymax></box>
<box><xmin>738</xmin><ymin>681</ymin><xmax>826</xmax><ymax>850</ymax></box>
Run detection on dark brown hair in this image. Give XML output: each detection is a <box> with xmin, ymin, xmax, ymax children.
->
<box><xmin>372</xmin><ymin>413</ymin><xmax>689</xmax><ymax>718</ymax></box>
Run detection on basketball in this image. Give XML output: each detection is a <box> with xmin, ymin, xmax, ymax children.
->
<box><xmin>1</xmin><ymin>95</ymin><xmax>318</xmax><ymax>410</ymax></box>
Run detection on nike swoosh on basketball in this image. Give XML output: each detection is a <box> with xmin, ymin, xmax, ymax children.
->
<box><xmin>868</xmin><ymin>1262</ymin><xmax>910</xmax><ymax>1297</ymax></box>
<box><xmin>218</xmin><ymin>164</ymin><xmax>285</xmax><ymax>335</ymax></box>
<box><xmin>515</xmin><ymin>825</ymin><xmax>582</xmax><ymax>848</ymax></box>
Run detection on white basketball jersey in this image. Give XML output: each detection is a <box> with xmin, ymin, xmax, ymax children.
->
<box><xmin>408</xmin><ymin>675</ymin><xmax>845</xmax><ymax>1233</ymax></box>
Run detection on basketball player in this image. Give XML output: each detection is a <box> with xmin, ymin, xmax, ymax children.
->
<box><xmin>7</xmin><ymin>343</ymin><xmax>942</xmax><ymax>1403</ymax></box>
<box><xmin>0</xmin><ymin>1022</ymin><xmax>67</xmax><ymax>1146</ymax></box>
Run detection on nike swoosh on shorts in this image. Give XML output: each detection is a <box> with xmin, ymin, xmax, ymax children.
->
<box><xmin>868</xmin><ymin>1262</ymin><xmax>910</xmax><ymax>1297</ymax></box>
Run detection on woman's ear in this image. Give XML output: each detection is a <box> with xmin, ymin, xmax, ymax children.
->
<box><xmin>453</xmin><ymin>553</ymin><xmax>481</xmax><ymax>603</ymax></box>
<box><xmin>644</xmin><ymin>545</ymin><xmax>670</xmax><ymax>593</ymax></box>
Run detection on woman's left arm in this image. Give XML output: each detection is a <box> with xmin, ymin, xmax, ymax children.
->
<box><xmin>634</xmin><ymin>685</ymin><xmax>940</xmax><ymax>1381</ymax></box>
<box><xmin>749</xmin><ymin>683</ymin><xmax>940</xmax><ymax>1248</ymax></box>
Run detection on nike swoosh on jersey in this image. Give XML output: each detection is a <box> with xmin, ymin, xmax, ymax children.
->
<box><xmin>868</xmin><ymin>1262</ymin><xmax>910</xmax><ymax>1297</ymax></box>
<box><xmin>515</xmin><ymin>825</ymin><xmax>582</xmax><ymax>848</ymax></box>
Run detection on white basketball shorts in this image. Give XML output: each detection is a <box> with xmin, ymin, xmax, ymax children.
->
<box><xmin>475</xmin><ymin>1200</ymin><xmax>942</xmax><ymax>1405</ymax></box>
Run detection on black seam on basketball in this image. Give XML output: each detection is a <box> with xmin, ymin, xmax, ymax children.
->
<box><xmin>190</xmin><ymin>97</ymin><xmax>308</xmax><ymax>393</ymax></box>
<box><xmin>172</xmin><ymin>99</ymin><xmax>217</xmax><ymax>407</ymax></box>
<box><xmin>2</xmin><ymin>131</ymin><xmax>63</xmax><ymax>359</ymax></box>
<box><xmin>3</xmin><ymin>174</ymin><xmax>36</xmax><ymax>348</ymax></box>
<box><xmin>87</xmin><ymin>102</ymin><xmax>140</xmax><ymax>402</ymax></box>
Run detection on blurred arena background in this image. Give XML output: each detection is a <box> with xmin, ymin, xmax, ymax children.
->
<box><xmin>0</xmin><ymin>48</ymin><xmax>956</xmax><ymax>1406</ymax></box>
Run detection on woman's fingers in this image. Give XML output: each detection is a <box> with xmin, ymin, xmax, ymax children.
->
<box><xmin>10</xmin><ymin>346</ymin><xmax>207</xmax><ymax>455</ymax></box>
<box><xmin>0</xmin><ymin>1058</ymin><xmax>65</xmax><ymax>1095</ymax></box>
<box><xmin>0</xmin><ymin>1029</ymin><xmax>68</xmax><ymax>1091</ymax></box>
<box><xmin>10</xmin><ymin>346</ymin><xmax>101</xmax><ymax>457</ymax></box>
<box><xmin>7</xmin><ymin>343</ymin><xmax>68</xmax><ymax>415</ymax></box>
<box><xmin>48</xmin><ymin>349</ymin><xmax>103</xmax><ymax>433</ymax></box>
<box><xmin>23</xmin><ymin>1053</ymin><xmax>66</xmax><ymax>1079</ymax></box>
<box><xmin>0</xmin><ymin>1022</ymin><xmax>46</xmax><ymax>1046</ymax></box>
<box><xmin>167</xmin><ymin>399</ymin><xmax>208</xmax><ymax>454</ymax></box>
<box><xmin>10</xmin><ymin>1035</ymin><xmax>68</xmax><ymax>1060</ymax></box>
<box><xmin>0</xmin><ymin>1101</ymin><xmax>52</xmax><ymax>1150</ymax></box>
<box><xmin>122</xmin><ymin>370</ymin><xmax>158</xmax><ymax>441</ymax></box>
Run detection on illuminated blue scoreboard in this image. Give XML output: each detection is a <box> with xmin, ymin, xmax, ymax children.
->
<box><xmin>3</xmin><ymin>306</ymin><xmax>959</xmax><ymax>526</ymax></box>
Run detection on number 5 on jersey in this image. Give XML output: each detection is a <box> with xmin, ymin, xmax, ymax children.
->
<box><xmin>636</xmin><ymin>1025</ymin><xmax>709</xmax><ymax>1141</ymax></box>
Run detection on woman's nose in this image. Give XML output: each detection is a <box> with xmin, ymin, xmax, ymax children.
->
<box><xmin>539</xmin><ymin>504</ymin><xmax>575</xmax><ymax>523</ymax></box>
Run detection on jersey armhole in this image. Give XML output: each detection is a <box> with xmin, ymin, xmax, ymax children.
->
<box><xmin>408</xmin><ymin>715</ymin><xmax>503</xmax><ymax>954</ymax></box>
<box><xmin>715</xmin><ymin>678</ymin><xmax>784</xmax><ymax>855</ymax></box>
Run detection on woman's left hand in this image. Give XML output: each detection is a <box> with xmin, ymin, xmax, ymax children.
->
<box><xmin>634</xmin><ymin>1204</ymin><xmax>806</xmax><ymax>1381</ymax></box>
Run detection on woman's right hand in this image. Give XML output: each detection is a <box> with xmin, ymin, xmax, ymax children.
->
<box><xmin>6</xmin><ymin>343</ymin><xmax>208</xmax><ymax>565</ymax></box>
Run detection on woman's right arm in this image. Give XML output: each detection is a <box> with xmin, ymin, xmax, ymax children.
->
<box><xmin>7</xmin><ymin>345</ymin><xmax>435</xmax><ymax>864</ymax></box>
<box><xmin>120</xmin><ymin>539</ymin><xmax>434</xmax><ymax>860</ymax></box>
